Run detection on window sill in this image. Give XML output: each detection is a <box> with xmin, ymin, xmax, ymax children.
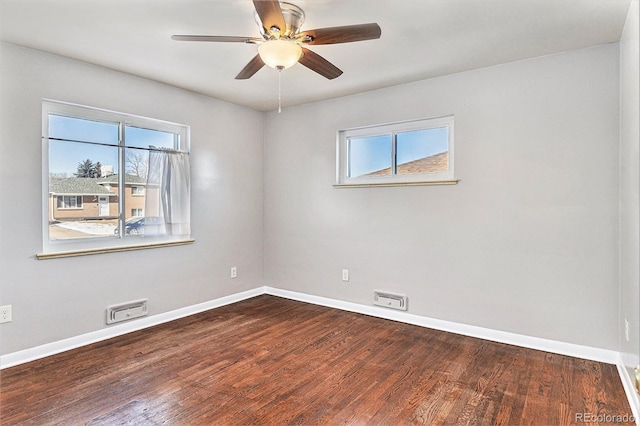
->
<box><xmin>37</xmin><ymin>239</ymin><xmax>194</xmax><ymax>260</ymax></box>
<box><xmin>333</xmin><ymin>179</ymin><xmax>460</xmax><ymax>188</ymax></box>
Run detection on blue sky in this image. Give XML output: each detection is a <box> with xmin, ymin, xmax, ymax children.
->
<box><xmin>49</xmin><ymin>139</ymin><xmax>119</xmax><ymax>176</ymax></box>
<box><xmin>349</xmin><ymin>127</ymin><xmax>449</xmax><ymax>177</ymax></box>
<box><xmin>49</xmin><ymin>115</ymin><xmax>175</xmax><ymax>175</ymax></box>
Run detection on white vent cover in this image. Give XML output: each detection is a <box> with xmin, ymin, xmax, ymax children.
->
<box><xmin>373</xmin><ymin>291</ymin><xmax>407</xmax><ymax>311</ymax></box>
<box><xmin>106</xmin><ymin>299</ymin><xmax>148</xmax><ymax>324</ymax></box>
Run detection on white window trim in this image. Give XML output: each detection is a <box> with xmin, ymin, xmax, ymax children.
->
<box><xmin>335</xmin><ymin>115</ymin><xmax>457</xmax><ymax>187</ymax></box>
<box><xmin>41</xmin><ymin>99</ymin><xmax>191</xmax><ymax>257</ymax></box>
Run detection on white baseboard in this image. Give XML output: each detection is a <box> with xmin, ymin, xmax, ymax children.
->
<box><xmin>0</xmin><ymin>287</ymin><xmax>265</xmax><ymax>369</ymax></box>
<box><xmin>2</xmin><ymin>285</ymin><xmax>620</xmax><ymax>368</ymax></box>
<box><xmin>617</xmin><ymin>356</ymin><xmax>640</xmax><ymax>424</ymax></box>
<box><xmin>264</xmin><ymin>287</ymin><xmax>620</xmax><ymax>364</ymax></box>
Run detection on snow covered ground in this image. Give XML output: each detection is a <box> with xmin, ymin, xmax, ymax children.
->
<box><xmin>56</xmin><ymin>221</ymin><xmax>117</xmax><ymax>235</ymax></box>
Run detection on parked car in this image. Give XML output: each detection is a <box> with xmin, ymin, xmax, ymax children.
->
<box><xmin>114</xmin><ymin>217</ymin><xmax>163</xmax><ymax>236</ymax></box>
<box><xmin>114</xmin><ymin>217</ymin><xmax>145</xmax><ymax>236</ymax></box>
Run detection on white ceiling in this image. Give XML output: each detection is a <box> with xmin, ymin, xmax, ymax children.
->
<box><xmin>0</xmin><ymin>0</ymin><xmax>632</xmax><ymax>111</ymax></box>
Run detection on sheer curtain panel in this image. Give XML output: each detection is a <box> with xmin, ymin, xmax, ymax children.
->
<box><xmin>145</xmin><ymin>149</ymin><xmax>191</xmax><ymax>236</ymax></box>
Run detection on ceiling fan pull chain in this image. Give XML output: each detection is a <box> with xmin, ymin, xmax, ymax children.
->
<box><xmin>278</xmin><ymin>67</ymin><xmax>282</xmax><ymax>114</ymax></box>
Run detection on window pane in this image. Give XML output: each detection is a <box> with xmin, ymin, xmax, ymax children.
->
<box><xmin>48</xmin><ymin>139</ymin><xmax>119</xmax><ymax>241</ymax></box>
<box><xmin>123</xmin><ymin>147</ymin><xmax>149</xmax><ymax>232</ymax></box>
<box><xmin>396</xmin><ymin>127</ymin><xmax>449</xmax><ymax>175</ymax></box>
<box><xmin>348</xmin><ymin>135</ymin><xmax>392</xmax><ymax>178</ymax></box>
<box><xmin>49</xmin><ymin>114</ymin><xmax>119</xmax><ymax>145</ymax></box>
<box><xmin>125</xmin><ymin>148</ymin><xmax>149</xmax><ymax>181</ymax></box>
<box><xmin>123</xmin><ymin>148</ymin><xmax>165</xmax><ymax>238</ymax></box>
<box><xmin>125</xmin><ymin>126</ymin><xmax>177</xmax><ymax>150</ymax></box>
<box><xmin>49</xmin><ymin>139</ymin><xmax>119</xmax><ymax>179</ymax></box>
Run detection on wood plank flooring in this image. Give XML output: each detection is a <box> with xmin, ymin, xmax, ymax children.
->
<box><xmin>0</xmin><ymin>295</ymin><xmax>634</xmax><ymax>425</ymax></box>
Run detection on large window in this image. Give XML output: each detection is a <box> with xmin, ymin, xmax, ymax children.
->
<box><xmin>336</xmin><ymin>116</ymin><xmax>455</xmax><ymax>186</ymax></box>
<box><xmin>42</xmin><ymin>100</ymin><xmax>191</xmax><ymax>256</ymax></box>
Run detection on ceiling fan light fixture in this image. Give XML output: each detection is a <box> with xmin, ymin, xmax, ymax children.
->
<box><xmin>258</xmin><ymin>39</ymin><xmax>302</xmax><ymax>70</ymax></box>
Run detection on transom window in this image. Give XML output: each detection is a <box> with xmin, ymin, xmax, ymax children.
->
<box><xmin>42</xmin><ymin>100</ymin><xmax>191</xmax><ymax>256</ymax></box>
<box><xmin>336</xmin><ymin>116</ymin><xmax>455</xmax><ymax>186</ymax></box>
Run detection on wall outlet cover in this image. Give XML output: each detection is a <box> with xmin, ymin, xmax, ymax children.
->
<box><xmin>0</xmin><ymin>305</ymin><xmax>12</xmax><ymax>323</ymax></box>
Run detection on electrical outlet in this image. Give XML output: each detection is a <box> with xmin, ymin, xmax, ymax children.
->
<box><xmin>625</xmin><ymin>319</ymin><xmax>630</xmax><ymax>342</ymax></box>
<box><xmin>342</xmin><ymin>269</ymin><xmax>349</xmax><ymax>282</ymax></box>
<box><xmin>230</xmin><ymin>267</ymin><xmax>237</xmax><ymax>279</ymax></box>
<box><xmin>0</xmin><ymin>305</ymin><xmax>12</xmax><ymax>323</ymax></box>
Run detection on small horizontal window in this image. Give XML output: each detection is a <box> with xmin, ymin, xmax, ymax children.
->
<box><xmin>336</xmin><ymin>116</ymin><xmax>455</xmax><ymax>187</ymax></box>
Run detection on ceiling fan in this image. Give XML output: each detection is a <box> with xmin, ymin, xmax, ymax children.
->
<box><xmin>172</xmin><ymin>0</ymin><xmax>381</xmax><ymax>80</ymax></box>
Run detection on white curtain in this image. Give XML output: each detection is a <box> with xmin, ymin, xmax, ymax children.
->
<box><xmin>145</xmin><ymin>149</ymin><xmax>191</xmax><ymax>236</ymax></box>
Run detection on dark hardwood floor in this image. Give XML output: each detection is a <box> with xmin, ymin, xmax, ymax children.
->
<box><xmin>0</xmin><ymin>295</ymin><xmax>633</xmax><ymax>425</ymax></box>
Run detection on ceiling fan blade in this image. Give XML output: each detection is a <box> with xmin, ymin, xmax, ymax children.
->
<box><xmin>235</xmin><ymin>54</ymin><xmax>265</xmax><ymax>80</ymax></box>
<box><xmin>172</xmin><ymin>35</ymin><xmax>262</xmax><ymax>44</ymax></box>
<box><xmin>298</xmin><ymin>23</ymin><xmax>381</xmax><ymax>45</ymax></box>
<box><xmin>299</xmin><ymin>48</ymin><xmax>343</xmax><ymax>80</ymax></box>
<box><xmin>253</xmin><ymin>0</ymin><xmax>286</xmax><ymax>35</ymax></box>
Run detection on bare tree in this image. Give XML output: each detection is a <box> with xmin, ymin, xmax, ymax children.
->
<box><xmin>126</xmin><ymin>151</ymin><xmax>148</xmax><ymax>179</ymax></box>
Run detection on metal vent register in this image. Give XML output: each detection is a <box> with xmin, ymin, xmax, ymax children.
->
<box><xmin>373</xmin><ymin>291</ymin><xmax>407</xmax><ymax>311</ymax></box>
<box><xmin>106</xmin><ymin>300</ymin><xmax>148</xmax><ymax>324</ymax></box>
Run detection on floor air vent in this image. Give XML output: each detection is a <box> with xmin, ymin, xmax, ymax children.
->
<box><xmin>373</xmin><ymin>291</ymin><xmax>407</xmax><ymax>311</ymax></box>
<box><xmin>106</xmin><ymin>299</ymin><xmax>148</xmax><ymax>324</ymax></box>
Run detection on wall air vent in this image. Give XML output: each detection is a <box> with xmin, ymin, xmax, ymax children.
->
<box><xmin>106</xmin><ymin>299</ymin><xmax>148</xmax><ymax>324</ymax></box>
<box><xmin>373</xmin><ymin>291</ymin><xmax>407</xmax><ymax>311</ymax></box>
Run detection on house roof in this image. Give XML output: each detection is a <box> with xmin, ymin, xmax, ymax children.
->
<box><xmin>365</xmin><ymin>152</ymin><xmax>449</xmax><ymax>177</ymax></box>
<box><xmin>49</xmin><ymin>177</ymin><xmax>114</xmax><ymax>195</ymax></box>
<box><xmin>98</xmin><ymin>174</ymin><xmax>147</xmax><ymax>185</ymax></box>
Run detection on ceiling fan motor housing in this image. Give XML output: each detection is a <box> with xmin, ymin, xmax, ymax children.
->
<box><xmin>255</xmin><ymin>2</ymin><xmax>305</xmax><ymax>38</ymax></box>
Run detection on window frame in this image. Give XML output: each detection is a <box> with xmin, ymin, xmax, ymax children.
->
<box><xmin>41</xmin><ymin>99</ymin><xmax>191</xmax><ymax>257</ymax></box>
<box><xmin>335</xmin><ymin>116</ymin><xmax>456</xmax><ymax>187</ymax></box>
<box><xmin>57</xmin><ymin>195</ymin><xmax>83</xmax><ymax>210</ymax></box>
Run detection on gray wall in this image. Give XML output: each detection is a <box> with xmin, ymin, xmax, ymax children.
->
<box><xmin>1</xmin><ymin>35</ymin><xmax>633</xmax><ymax>358</ymax></box>
<box><xmin>0</xmin><ymin>43</ymin><xmax>265</xmax><ymax>355</ymax></box>
<box><xmin>619</xmin><ymin>0</ymin><xmax>640</xmax><ymax>375</ymax></box>
<box><xmin>264</xmin><ymin>43</ymin><xmax>621</xmax><ymax>350</ymax></box>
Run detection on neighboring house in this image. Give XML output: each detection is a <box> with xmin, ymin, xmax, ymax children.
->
<box><xmin>365</xmin><ymin>151</ymin><xmax>449</xmax><ymax>177</ymax></box>
<box><xmin>48</xmin><ymin>174</ymin><xmax>151</xmax><ymax>222</ymax></box>
<box><xmin>97</xmin><ymin>174</ymin><xmax>152</xmax><ymax>220</ymax></box>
